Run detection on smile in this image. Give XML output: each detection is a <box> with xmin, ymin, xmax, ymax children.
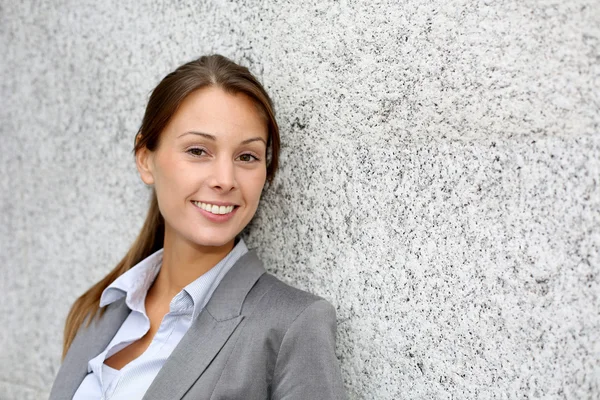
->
<box><xmin>192</xmin><ymin>201</ymin><xmax>236</xmax><ymax>215</ymax></box>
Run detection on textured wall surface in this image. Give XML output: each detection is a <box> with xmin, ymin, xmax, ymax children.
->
<box><xmin>1</xmin><ymin>0</ymin><xmax>599</xmax><ymax>398</ymax></box>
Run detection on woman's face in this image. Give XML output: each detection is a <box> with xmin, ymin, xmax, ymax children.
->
<box><xmin>136</xmin><ymin>86</ymin><xmax>268</xmax><ymax>249</ymax></box>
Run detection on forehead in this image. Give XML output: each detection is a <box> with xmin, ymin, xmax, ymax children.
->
<box><xmin>163</xmin><ymin>86</ymin><xmax>268</xmax><ymax>142</ymax></box>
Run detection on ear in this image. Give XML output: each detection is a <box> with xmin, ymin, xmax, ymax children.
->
<box><xmin>135</xmin><ymin>146</ymin><xmax>155</xmax><ymax>185</ymax></box>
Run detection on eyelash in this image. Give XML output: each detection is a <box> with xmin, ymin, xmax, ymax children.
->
<box><xmin>185</xmin><ymin>147</ymin><xmax>261</xmax><ymax>162</ymax></box>
<box><xmin>186</xmin><ymin>147</ymin><xmax>207</xmax><ymax>157</ymax></box>
<box><xmin>238</xmin><ymin>154</ymin><xmax>260</xmax><ymax>162</ymax></box>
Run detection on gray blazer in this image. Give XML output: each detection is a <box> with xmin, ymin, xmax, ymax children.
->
<box><xmin>49</xmin><ymin>250</ymin><xmax>346</xmax><ymax>399</ymax></box>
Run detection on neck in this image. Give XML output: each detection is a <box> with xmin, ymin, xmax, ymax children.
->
<box><xmin>150</xmin><ymin>229</ymin><xmax>235</xmax><ymax>301</ymax></box>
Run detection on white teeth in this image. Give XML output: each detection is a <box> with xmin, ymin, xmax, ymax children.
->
<box><xmin>193</xmin><ymin>201</ymin><xmax>235</xmax><ymax>215</ymax></box>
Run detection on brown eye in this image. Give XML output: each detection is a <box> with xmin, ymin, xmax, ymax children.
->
<box><xmin>187</xmin><ymin>148</ymin><xmax>206</xmax><ymax>157</ymax></box>
<box><xmin>238</xmin><ymin>154</ymin><xmax>258</xmax><ymax>162</ymax></box>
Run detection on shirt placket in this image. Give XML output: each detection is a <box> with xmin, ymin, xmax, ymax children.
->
<box><xmin>155</xmin><ymin>291</ymin><xmax>194</xmax><ymax>349</ymax></box>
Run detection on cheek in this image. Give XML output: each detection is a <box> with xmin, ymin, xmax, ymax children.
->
<box><xmin>244</xmin><ymin>170</ymin><xmax>267</xmax><ymax>205</ymax></box>
<box><xmin>153</xmin><ymin>156</ymin><xmax>191</xmax><ymax>204</ymax></box>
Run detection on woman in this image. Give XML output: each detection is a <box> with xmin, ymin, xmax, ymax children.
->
<box><xmin>50</xmin><ymin>55</ymin><xmax>346</xmax><ymax>400</ymax></box>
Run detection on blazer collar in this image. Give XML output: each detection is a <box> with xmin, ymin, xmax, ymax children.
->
<box><xmin>142</xmin><ymin>249</ymin><xmax>266</xmax><ymax>399</ymax></box>
<box><xmin>205</xmin><ymin>249</ymin><xmax>266</xmax><ymax>320</ymax></box>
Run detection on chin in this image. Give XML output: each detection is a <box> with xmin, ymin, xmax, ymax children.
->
<box><xmin>188</xmin><ymin>231</ymin><xmax>238</xmax><ymax>249</ymax></box>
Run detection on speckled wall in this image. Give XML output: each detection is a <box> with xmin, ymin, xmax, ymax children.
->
<box><xmin>1</xmin><ymin>0</ymin><xmax>599</xmax><ymax>399</ymax></box>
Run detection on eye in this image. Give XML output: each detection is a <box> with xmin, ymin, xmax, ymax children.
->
<box><xmin>237</xmin><ymin>153</ymin><xmax>260</xmax><ymax>162</ymax></box>
<box><xmin>186</xmin><ymin>147</ymin><xmax>206</xmax><ymax>157</ymax></box>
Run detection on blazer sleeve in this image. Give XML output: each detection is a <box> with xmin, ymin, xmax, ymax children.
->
<box><xmin>271</xmin><ymin>299</ymin><xmax>347</xmax><ymax>400</ymax></box>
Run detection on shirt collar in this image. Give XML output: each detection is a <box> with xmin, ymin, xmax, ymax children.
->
<box><xmin>99</xmin><ymin>238</ymin><xmax>248</xmax><ymax>319</ymax></box>
<box><xmin>99</xmin><ymin>248</ymin><xmax>163</xmax><ymax>313</ymax></box>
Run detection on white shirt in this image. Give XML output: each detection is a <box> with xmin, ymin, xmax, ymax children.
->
<box><xmin>73</xmin><ymin>239</ymin><xmax>248</xmax><ymax>400</ymax></box>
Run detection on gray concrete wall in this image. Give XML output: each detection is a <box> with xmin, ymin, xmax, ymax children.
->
<box><xmin>1</xmin><ymin>1</ymin><xmax>599</xmax><ymax>398</ymax></box>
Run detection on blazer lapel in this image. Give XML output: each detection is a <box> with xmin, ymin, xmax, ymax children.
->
<box><xmin>142</xmin><ymin>250</ymin><xmax>266</xmax><ymax>400</ymax></box>
<box><xmin>49</xmin><ymin>298</ymin><xmax>130</xmax><ymax>400</ymax></box>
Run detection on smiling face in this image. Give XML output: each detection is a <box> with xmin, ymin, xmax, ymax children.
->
<box><xmin>136</xmin><ymin>86</ymin><xmax>268</xmax><ymax>250</ymax></box>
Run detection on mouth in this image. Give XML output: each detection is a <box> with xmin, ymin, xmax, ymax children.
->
<box><xmin>191</xmin><ymin>201</ymin><xmax>237</xmax><ymax>215</ymax></box>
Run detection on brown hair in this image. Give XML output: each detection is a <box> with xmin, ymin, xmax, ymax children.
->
<box><xmin>62</xmin><ymin>55</ymin><xmax>280</xmax><ymax>358</ymax></box>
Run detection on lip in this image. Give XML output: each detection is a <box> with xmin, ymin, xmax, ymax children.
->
<box><xmin>191</xmin><ymin>201</ymin><xmax>239</xmax><ymax>223</ymax></box>
<box><xmin>192</xmin><ymin>200</ymin><xmax>239</xmax><ymax>207</ymax></box>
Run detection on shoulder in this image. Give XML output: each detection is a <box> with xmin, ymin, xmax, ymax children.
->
<box><xmin>243</xmin><ymin>272</ymin><xmax>337</xmax><ymax>333</ymax></box>
<box><xmin>246</xmin><ymin>274</ymin><xmax>345</xmax><ymax>399</ymax></box>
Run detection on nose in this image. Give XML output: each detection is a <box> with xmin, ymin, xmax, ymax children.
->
<box><xmin>208</xmin><ymin>157</ymin><xmax>236</xmax><ymax>192</ymax></box>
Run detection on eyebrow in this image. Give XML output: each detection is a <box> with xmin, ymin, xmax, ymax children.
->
<box><xmin>178</xmin><ymin>131</ymin><xmax>266</xmax><ymax>145</ymax></box>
